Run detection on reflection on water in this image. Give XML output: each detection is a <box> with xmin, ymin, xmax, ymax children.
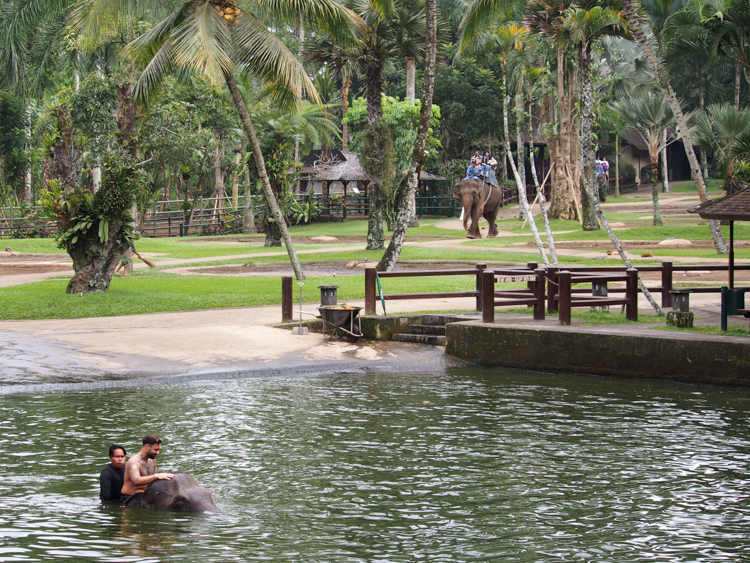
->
<box><xmin>0</xmin><ymin>368</ymin><xmax>749</xmax><ymax>562</ymax></box>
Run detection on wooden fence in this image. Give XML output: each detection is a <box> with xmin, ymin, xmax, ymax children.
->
<box><xmin>1</xmin><ymin>180</ymin><xmax>564</xmax><ymax>238</ymax></box>
<box><xmin>354</xmin><ymin>261</ymin><xmax>750</xmax><ymax>326</ymax></box>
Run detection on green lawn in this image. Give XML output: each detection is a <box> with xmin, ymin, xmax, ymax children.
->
<box><xmin>0</xmin><ymin>271</ymin><xmax>523</xmax><ymax>320</ymax></box>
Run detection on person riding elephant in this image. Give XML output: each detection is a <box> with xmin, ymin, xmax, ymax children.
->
<box><xmin>465</xmin><ymin>158</ymin><xmax>482</xmax><ymax>180</ymax></box>
<box><xmin>123</xmin><ymin>472</ymin><xmax>219</xmax><ymax>512</ymax></box>
<box><xmin>452</xmin><ymin>178</ymin><xmax>502</xmax><ymax>239</ymax></box>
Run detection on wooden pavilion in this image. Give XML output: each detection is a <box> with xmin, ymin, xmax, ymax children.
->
<box><xmin>298</xmin><ymin>150</ymin><xmax>445</xmax><ymax>197</ymax></box>
<box><xmin>688</xmin><ymin>187</ymin><xmax>750</xmax><ymax>288</ymax></box>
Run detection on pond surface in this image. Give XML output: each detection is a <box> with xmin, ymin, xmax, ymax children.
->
<box><xmin>0</xmin><ymin>368</ymin><xmax>749</xmax><ymax>562</ymax></box>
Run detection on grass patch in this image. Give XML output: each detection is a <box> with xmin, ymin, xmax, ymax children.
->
<box><xmin>500</xmin><ymin>307</ymin><xmax>662</xmax><ymax>325</ymax></box>
<box><xmin>650</xmin><ymin>324</ymin><xmax>750</xmax><ymax>337</ymax></box>
<box><xmin>0</xmin><ymin>270</ymin><xmax>527</xmax><ymax>320</ymax></box>
<box><xmin>472</xmin><ymin>223</ymin><xmax>750</xmax><ymax>245</ymax></box>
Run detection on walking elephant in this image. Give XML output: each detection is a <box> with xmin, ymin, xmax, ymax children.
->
<box><xmin>123</xmin><ymin>472</ymin><xmax>219</xmax><ymax>512</ymax></box>
<box><xmin>452</xmin><ymin>179</ymin><xmax>502</xmax><ymax>239</ymax></box>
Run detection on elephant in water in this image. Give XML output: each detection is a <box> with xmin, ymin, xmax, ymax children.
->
<box><xmin>452</xmin><ymin>178</ymin><xmax>502</xmax><ymax>239</ymax></box>
<box><xmin>123</xmin><ymin>472</ymin><xmax>219</xmax><ymax>512</ymax></box>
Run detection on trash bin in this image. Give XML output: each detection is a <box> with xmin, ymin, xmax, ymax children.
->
<box><xmin>318</xmin><ymin>285</ymin><xmax>339</xmax><ymax>306</ymax></box>
<box><xmin>727</xmin><ymin>288</ymin><xmax>746</xmax><ymax>315</ymax></box>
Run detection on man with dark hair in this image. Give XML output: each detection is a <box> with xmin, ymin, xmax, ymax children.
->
<box><xmin>99</xmin><ymin>444</ymin><xmax>127</xmax><ymax>502</ymax></box>
<box><xmin>121</xmin><ymin>434</ymin><xmax>173</xmax><ymax>501</ymax></box>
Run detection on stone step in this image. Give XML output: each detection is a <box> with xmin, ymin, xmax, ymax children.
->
<box><xmin>421</xmin><ymin>313</ymin><xmax>481</xmax><ymax>325</ymax></box>
<box><xmin>406</xmin><ymin>324</ymin><xmax>446</xmax><ymax>336</ymax></box>
<box><xmin>392</xmin><ymin>333</ymin><xmax>446</xmax><ymax>346</ymax></box>
<box><xmin>420</xmin><ymin>314</ymin><xmax>453</xmax><ymax>325</ymax></box>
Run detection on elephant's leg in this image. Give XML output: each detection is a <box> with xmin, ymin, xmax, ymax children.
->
<box><xmin>485</xmin><ymin>209</ymin><xmax>500</xmax><ymax>237</ymax></box>
<box><xmin>468</xmin><ymin>204</ymin><xmax>484</xmax><ymax>239</ymax></box>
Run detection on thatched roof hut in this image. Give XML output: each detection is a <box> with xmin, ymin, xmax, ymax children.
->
<box><xmin>299</xmin><ymin>150</ymin><xmax>445</xmax><ymax>196</ymax></box>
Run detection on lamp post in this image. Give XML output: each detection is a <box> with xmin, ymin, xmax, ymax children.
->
<box><xmin>292</xmin><ymin>281</ymin><xmax>309</xmax><ymax>335</ymax></box>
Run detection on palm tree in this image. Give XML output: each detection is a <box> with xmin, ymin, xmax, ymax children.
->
<box><xmin>378</xmin><ymin>0</ymin><xmax>438</xmax><ymax>270</ymax></box>
<box><xmin>523</xmin><ymin>0</ymin><xmax>581</xmax><ymax>221</ymax></box>
<box><xmin>691</xmin><ymin>103</ymin><xmax>750</xmax><ymax>193</ymax></box>
<box><xmin>71</xmin><ymin>0</ymin><xmax>362</xmax><ymax>280</ymax></box>
<box><xmin>621</xmin><ymin>0</ymin><xmax>728</xmax><ymax>253</ymax></box>
<box><xmin>611</xmin><ymin>92</ymin><xmax>676</xmax><ymax>226</ymax></box>
<box><xmin>562</xmin><ymin>4</ymin><xmax>628</xmax><ymax>231</ymax></box>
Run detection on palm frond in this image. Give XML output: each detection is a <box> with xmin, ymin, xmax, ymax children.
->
<box><xmin>260</xmin><ymin>0</ymin><xmax>368</xmax><ymax>41</ymax></box>
<box><xmin>458</xmin><ymin>0</ymin><xmax>516</xmax><ymax>53</ymax></box>
<box><xmin>233</xmin><ymin>10</ymin><xmax>318</xmax><ymax>108</ymax></box>
<box><xmin>170</xmin><ymin>2</ymin><xmax>232</xmax><ymax>84</ymax></box>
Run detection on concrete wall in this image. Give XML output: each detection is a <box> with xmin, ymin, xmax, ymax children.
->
<box><xmin>445</xmin><ymin>321</ymin><xmax>750</xmax><ymax>386</ymax></box>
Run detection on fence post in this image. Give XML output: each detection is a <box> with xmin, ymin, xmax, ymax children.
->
<box><xmin>662</xmin><ymin>261</ymin><xmax>673</xmax><ymax>309</ymax></box>
<box><xmin>179</xmin><ymin>223</ymin><xmax>184</xmax><ymax>237</ymax></box>
<box><xmin>152</xmin><ymin>201</ymin><xmax>157</xmax><ymax>237</ymax></box>
<box><xmin>547</xmin><ymin>266</ymin><xmax>559</xmax><ymax>312</ymax></box>
<box><xmin>626</xmin><ymin>268</ymin><xmax>638</xmax><ymax>321</ymax></box>
<box><xmin>282</xmin><ymin>276</ymin><xmax>293</xmax><ymax>322</ymax></box>
<box><xmin>558</xmin><ymin>270</ymin><xmax>572</xmax><ymax>325</ymax></box>
<box><xmin>534</xmin><ymin>268</ymin><xmax>546</xmax><ymax>320</ymax></box>
<box><xmin>482</xmin><ymin>270</ymin><xmax>495</xmax><ymax>323</ymax></box>
<box><xmin>365</xmin><ymin>267</ymin><xmax>376</xmax><ymax>315</ymax></box>
<box><xmin>199</xmin><ymin>197</ymin><xmax>204</xmax><ymax>228</ymax></box>
<box><xmin>9</xmin><ymin>206</ymin><xmax>13</xmax><ymax>230</ymax></box>
<box><xmin>475</xmin><ymin>263</ymin><xmax>487</xmax><ymax>311</ymax></box>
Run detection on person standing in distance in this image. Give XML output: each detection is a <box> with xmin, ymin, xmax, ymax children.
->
<box><xmin>121</xmin><ymin>434</ymin><xmax>173</xmax><ymax>502</ymax></box>
<box><xmin>100</xmin><ymin>444</ymin><xmax>127</xmax><ymax>502</ymax></box>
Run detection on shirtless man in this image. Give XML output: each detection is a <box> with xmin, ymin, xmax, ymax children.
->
<box><xmin>121</xmin><ymin>434</ymin><xmax>173</xmax><ymax>501</ymax></box>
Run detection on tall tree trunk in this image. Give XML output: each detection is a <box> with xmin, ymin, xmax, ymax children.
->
<box><xmin>736</xmin><ymin>62</ymin><xmax>742</xmax><ymax>109</ymax></box>
<box><xmin>594</xmin><ymin>200</ymin><xmax>662</xmax><ymax>315</ymax></box>
<box><xmin>622</xmin><ymin>0</ymin><xmax>728</xmax><ymax>253</ymax></box>
<box><xmin>405</xmin><ymin>57</ymin><xmax>416</xmax><ymax>103</ymax></box>
<box><xmin>224</xmin><ymin>71</ymin><xmax>304</xmax><ymax>280</ymax></box>
<box><xmin>578</xmin><ymin>42</ymin><xmax>599</xmax><ymax>231</ymax></box>
<box><xmin>528</xmin><ymin>100</ymin><xmax>558</xmax><ymax>265</ymax></box>
<box><xmin>378</xmin><ymin>0</ymin><xmax>437</xmax><ymax>271</ymax></box>
<box><xmin>407</xmin><ymin>58</ymin><xmax>420</xmax><ymax>227</ymax></box>
<box><xmin>213</xmin><ymin>134</ymin><xmax>225</xmax><ymax>221</ymax></box>
<box><xmin>661</xmin><ymin>127</ymin><xmax>669</xmax><ymax>193</ymax></box>
<box><xmin>650</xmin><ymin>155</ymin><xmax>663</xmax><ymax>226</ymax></box>
<box><xmin>242</xmin><ymin>154</ymin><xmax>258</xmax><ymax>234</ymax></box>
<box><xmin>548</xmin><ymin>47</ymin><xmax>578</xmax><ymax>220</ymax></box>
<box><xmin>615</xmin><ymin>132</ymin><xmax>620</xmax><ymax>197</ymax></box>
<box><xmin>232</xmin><ymin>151</ymin><xmax>241</xmax><ymax>209</ymax></box>
<box><xmin>342</xmin><ymin>74</ymin><xmax>351</xmax><ymax>150</ymax></box>
<box><xmin>515</xmin><ymin>90</ymin><xmax>527</xmax><ymax>221</ymax></box>
<box><xmin>502</xmin><ymin>74</ymin><xmax>548</xmax><ymax>265</ymax></box>
<box><xmin>365</xmin><ymin>58</ymin><xmax>386</xmax><ymax>251</ymax></box>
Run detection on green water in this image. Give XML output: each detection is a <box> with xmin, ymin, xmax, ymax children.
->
<box><xmin>0</xmin><ymin>368</ymin><xmax>749</xmax><ymax>562</ymax></box>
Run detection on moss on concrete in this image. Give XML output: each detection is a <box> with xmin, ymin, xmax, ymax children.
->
<box><xmin>445</xmin><ymin>321</ymin><xmax>750</xmax><ymax>386</ymax></box>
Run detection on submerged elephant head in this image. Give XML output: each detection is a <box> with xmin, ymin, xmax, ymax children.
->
<box><xmin>124</xmin><ymin>472</ymin><xmax>219</xmax><ymax>512</ymax></box>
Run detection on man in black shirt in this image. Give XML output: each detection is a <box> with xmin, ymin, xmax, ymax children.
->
<box><xmin>99</xmin><ymin>444</ymin><xmax>127</xmax><ymax>502</ymax></box>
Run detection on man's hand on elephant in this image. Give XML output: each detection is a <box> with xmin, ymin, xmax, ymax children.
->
<box><xmin>156</xmin><ymin>473</ymin><xmax>174</xmax><ymax>481</ymax></box>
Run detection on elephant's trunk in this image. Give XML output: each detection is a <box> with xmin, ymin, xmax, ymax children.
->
<box><xmin>462</xmin><ymin>192</ymin><xmax>475</xmax><ymax>231</ymax></box>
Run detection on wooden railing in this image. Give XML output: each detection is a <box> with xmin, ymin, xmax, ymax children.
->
<box><xmin>354</xmin><ymin>260</ymin><xmax>750</xmax><ymax>326</ymax></box>
<box><xmin>364</xmin><ymin>263</ymin><xmax>489</xmax><ymax>315</ymax></box>
<box><xmin>482</xmin><ymin>265</ymin><xmax>546</xmax><ymax>322</ymax></box>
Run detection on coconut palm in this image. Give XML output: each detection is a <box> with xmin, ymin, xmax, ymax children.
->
<box><xmin>69</xmin><ymin>0</ymin><xmax>362</xmax><ymax>280</ymax></box>
<box><xmin>621</xmin><ymin>0</ymin><xmax>728</xmax><ymax>253</ymax></box>
<box><xmin>378</xmin><ymin>0</ymin><xmax>438</xmax><ymax>270</ymax></box>
<box><xmin>611</xmin><ymin>92</ymin><xmax>676</xmax><ymax>226</ymax></box>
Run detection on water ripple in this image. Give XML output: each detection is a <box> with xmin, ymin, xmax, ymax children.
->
<box><xmin>0</xmin><ymin>368</ymin><xmax>749</xmax><ymax>561</ymax></box>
